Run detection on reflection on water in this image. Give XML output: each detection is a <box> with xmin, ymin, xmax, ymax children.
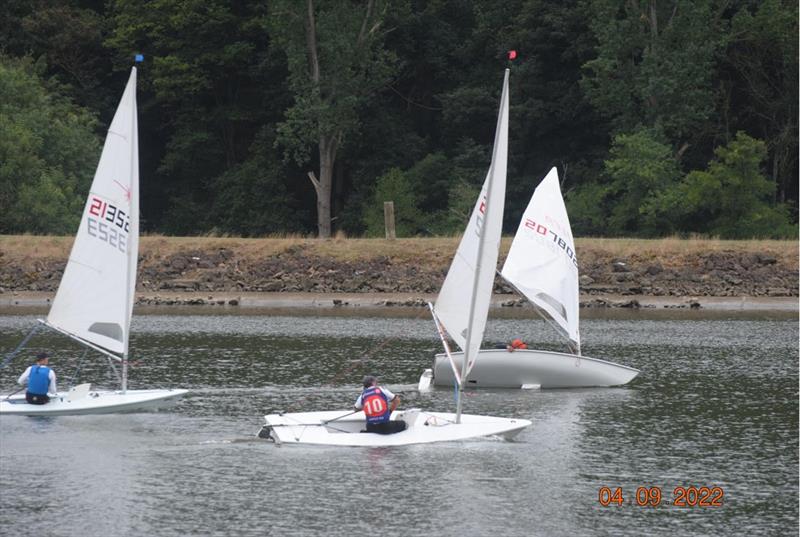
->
<box><xmin>0</xmin><ymin>310</ymin><xmax>797</xmax><ymax>537</ymax></box>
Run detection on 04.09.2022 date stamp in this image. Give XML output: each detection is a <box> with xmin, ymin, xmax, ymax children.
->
<box><xmin>598</xmin><ymin>486</ymin><xmax>724</xmax><ymax>507</ymax></box>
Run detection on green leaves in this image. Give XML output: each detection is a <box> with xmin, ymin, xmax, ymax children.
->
<box><xmin>363</xmin><ymin>168</ymin><xmax>422</xmax><ymax>237</ymax></box>
<box><xmin>567</xmin><ymin>129</ymin><xmax>679</xmax><ymax>236</ymax></box>
<box><xmin>269</xmin><ymin>0</ymin><xmax>397</xmax><ymax>160</ymax></box>
<box><xmin>0</xmin><ymin>56</ymin><xmax>100</xmax><ymax>234</ymax></box>
<box><xmin>0</xmin><ymin>0</ymin><xmax>795</xmax><ymax>237</ymax></box>
<box><xmin>581</xmin><ymin>0</ymin><xmax>718</xmax><ymax>141</ymax></box>
<box><xmin>662</xmin><ymin>133</ymin><xmax>795</xmax><ymax>238</ymax></box>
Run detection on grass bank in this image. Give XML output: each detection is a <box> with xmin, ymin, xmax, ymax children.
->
<box><xmin>1</xmin><ymin>234</ymin><xmax>797</xmax><ymax>270</ymax></box>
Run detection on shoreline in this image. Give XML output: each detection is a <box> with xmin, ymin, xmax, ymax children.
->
<box><xmin>1</xmin><ymin>291</ymin><xmax>797</xmax><ymax>312</ymax></box>
<box><xmin>2</xmin><ymin>237</ymin><xmax>796</xmax><ymax>309</ymax></box>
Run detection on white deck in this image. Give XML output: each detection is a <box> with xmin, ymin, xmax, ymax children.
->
<box><xmin>0</xmin><ymin>386</ymin><xmax>188</xmax><ymax>416</ymax></box>
<box><xmin>261</xmin><ymin>409</ymin><xmax>531</xmax><ymax>447</ymax></box>
<box><xmin>429</xmin><ymin>348</ymin><xmax>639</xmax><ymax>388</ymax></box>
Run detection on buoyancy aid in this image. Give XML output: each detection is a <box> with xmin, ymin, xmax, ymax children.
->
<box><xmin>361</xmin><ymin>386</ymin><xmax>391</xmax><ymax>424</ymax></box>
<box><xmin>511</xmin><ymin>339</ymin><xmax>527</xmax><ymax>350</ymax></box>
<box><xmin>27</xmin><ymin>365</ymin><xmax>51</xmax><ymax>395</ymax></box>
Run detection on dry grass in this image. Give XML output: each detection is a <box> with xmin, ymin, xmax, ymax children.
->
<box><xmin>0</xmin><ymin>234</ymin><xmax>74</xmax><ymax>260</ymax></box>
<box><xmin>575</xmin><ymin>236</ymin><xmax>795</xmax><ymax>256</ymax></box>
<box><xmin>1</xmin><ymin>234</ymin><xmax>797</xmax><ymax>269</ymax></box>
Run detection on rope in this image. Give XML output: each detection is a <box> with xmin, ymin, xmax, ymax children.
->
<box><xmin>282</xmin><ymin>413</ymin><xmax>352</xmax><ymax>434</ymax></box>
<box><xmin>67</xmin><ymin>347</ymin><xmax>90</xmax><ymax>386</ymax></box>
<box><xmin>105</xmin><ymin>356</ymin><xmax>121</xmax><ymax>385</ymax></box>
<box><xmin>0</xmin><ymin>325</ymin><xmax>41</xmax><ymax>369</ymax></box>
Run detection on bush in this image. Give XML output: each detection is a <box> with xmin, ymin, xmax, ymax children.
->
<box><xmin>363</xmin><ymin>168</ymin><xmax>424</xmax><ymax>237</ymax></box>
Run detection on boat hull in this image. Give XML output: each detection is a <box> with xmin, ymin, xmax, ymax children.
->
<box><xmin>261</xmin><ymin>409</ymin><xmax>530</xmax><ymax>447</ymax></box>
<box><xmin>430</xmin><ymin>349</ymin><xmax>639</xmax><ymax>388</ymax></box>
<box><xmin>0</xmin><ymin>388</ymin><xmax>188</xmax><ymax>416</ymax></box>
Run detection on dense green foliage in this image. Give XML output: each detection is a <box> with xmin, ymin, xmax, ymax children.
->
<box><xmin>649</xmin><ymin>132</ymin><xmax>796</xmax><ymax>238</ymax></box>
<box><xmin>363</xmin><ymin>168</ymin><xmax>422</xmax><ymax>236</ymax></box>
<box><xmin>0</xmin><ymin>0</ymin><xmax>796</xmax><ymax>239</ymax></box>
<box><xmin>0</xmin><ymin>56</ymin><xmax>100</xmax><ymax>234</ymax></box>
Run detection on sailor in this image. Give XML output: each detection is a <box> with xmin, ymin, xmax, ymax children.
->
<box><xmin>18</xmin><ymin>352</ymin><xmax>57</xmax><ymax>404</ymax></box>
<box><xmin>354</xmin><ymin>375</ymin><xmax>407</xmax><ymax>434</ymax></box>
<box><xmin>507</xmin><ymin>338</ymin><xmax>527</xmax><ymax>352</ymax></box>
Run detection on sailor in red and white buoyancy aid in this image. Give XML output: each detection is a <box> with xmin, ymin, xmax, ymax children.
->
<box><xmin>354</xmin><ymin>375</ymin><xmax>407</xmax><ymax>434</ymax></box>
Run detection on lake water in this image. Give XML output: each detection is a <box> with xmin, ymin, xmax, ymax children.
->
<box><xmin>0</xmin><ymin>308</ymin><xmax>797</xmax><ymax>536</ymax></box>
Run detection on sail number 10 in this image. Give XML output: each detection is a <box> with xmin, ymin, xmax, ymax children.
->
<box><xmin>598</xmin><ymin>486</ymin><xmax>724</xmax><ymax>507</ymax></box>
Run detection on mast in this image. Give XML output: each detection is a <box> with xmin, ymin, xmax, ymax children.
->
<box><xmin>122</xmin><ymin>60</ymin><xmax>141</xmax><ymax>392</ymax></box>
<box><xmin>456</xmin><ymin>67</ymin><xmax>509</xmax><ymax>423</ymax></box>
<box><xmin>457</xmin><ymin>156</ymin><xmax>495</xmax><ymax>423</ymax></box>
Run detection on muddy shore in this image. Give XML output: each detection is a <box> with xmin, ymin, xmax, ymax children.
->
<box><xmin>0</xmin><ymin>236</ymin><xmax>797</xmax><ymax>311</ymax></box>
<box><xmin>0</xmin><ymin>290</ymin><xmax>797</xmax><ymax>312</ymax></box>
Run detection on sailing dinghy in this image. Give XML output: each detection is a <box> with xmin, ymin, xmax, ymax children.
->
<box><xmin>0</xmin><ymin>66</ymin><xmax>187</xmax><ymax>416</ymax></box>
<box><xmin>260</xmin><ymin>69</ymin><xmax>530</xmax><ymax>446</ymax></box>
<box><xmin>419</xmin><ymin>168</ymin><xmax>639</xmax><ymax>389</ymax></box>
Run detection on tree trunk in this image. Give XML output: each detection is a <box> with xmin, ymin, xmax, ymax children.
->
<box><xmin>301</xmin><ymin>0</ymin><xmax>377</xmax><ymax>237</ymax></box>
<box><xmin>309</xmin><ymin>133</ymin><xmax>337</xmax><ymax>238</ymax></box>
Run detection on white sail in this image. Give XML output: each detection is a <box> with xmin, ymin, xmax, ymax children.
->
<box><xmin>500</xmin><ymin>167</ymin><xmax>580</xmax><ymax>348</ymax></box>
<box><xmin>47</xmin><ymin>67</ymin><xmax>139</xmax><ymax>355</ymax></box>
<box><xmin>433</xmin><ymin>69</ymin><xmax>509</xmax><ymax>381</ymax></box>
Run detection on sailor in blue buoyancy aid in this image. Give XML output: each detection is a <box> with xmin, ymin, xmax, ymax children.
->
<box><xmin>354</xmin><ymin>375</ymin><xmax>407</xmax><ymax>434</ymax></box>
<box><xmin>18</xmin><ymin>352</ymin><xmax>57</xmax><ymax>405</ymax></box>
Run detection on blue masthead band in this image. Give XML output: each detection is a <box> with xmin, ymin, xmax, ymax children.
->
<box><xmin>134</xmin><ymin>54</ymin><xmax>144</xmax><ymax>63</ymax></box>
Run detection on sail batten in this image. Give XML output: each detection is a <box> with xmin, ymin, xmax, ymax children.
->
<box><xmin>47</xmin><ymin>68</ymin><xmax>139</xmax><ymax>355</ymax></box>
<box><xmin>500</xmin><ymin>167</ymin><xmax>580</xmax><ymax>348</ymax></box>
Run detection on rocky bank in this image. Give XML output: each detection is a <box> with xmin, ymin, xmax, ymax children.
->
<box><xmin>0</xmin><ymin>240</ymin><xmax>796</xmax><ymax>309</ymax></box>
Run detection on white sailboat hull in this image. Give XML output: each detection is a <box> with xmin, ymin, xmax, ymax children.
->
<box><xmin>261</xmin><ymin>409</ymin><xmax>530</xmax><ymax>447</ymax></box>
<box><xmin>0</xmin><ymin>387</ymin><xmax>188</xmax><ymax>416</ymax></box>
<box><xmin>429</xmin><ymin>349</ymin><xmax>639</xmax><ymax>388</ymax></box>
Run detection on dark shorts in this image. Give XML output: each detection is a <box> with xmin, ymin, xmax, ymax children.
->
<box><xmin>365</xmin><ymin>420</ymin><xmax>407</xmax><ymax>435</ymax></box>
<box><xmin>25</xmin><ymin>392</ymin><xmax>50</xmax><ymax>405</ymax></box>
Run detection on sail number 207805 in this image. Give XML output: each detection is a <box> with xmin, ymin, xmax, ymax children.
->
<box><xmin>523</xmin><ymin>218</ymin><xmax>578</xmax><ymax>268</ymax></box>
<box><xmin>598</xmin><ymin>486</ymin><xmax>724</xmax><ymax>507</ymax></box>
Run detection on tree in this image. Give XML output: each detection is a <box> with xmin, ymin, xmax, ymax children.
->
<box><xmin>0</xmin><ymin>55</ymin><xmax>100</xmax><ymax>234</ymax></box>
<box><xmin>568</xmin><ymin>129</ymin><xmax>680</xmax><ymax>236</ymax></box>
<box><xmin>106</xmin><ymin>0</ymin><xmax>287</xmax><ymax>234</ymax></box>
<box><xmin>18</xmin><ymin>1</ymin><xmax>114</xmax><ymax>112</ymax></box>
<box><xmin>604</xmin><ymin>129</ymin><xmax>681</xmax><ymax>235</ymax></box>
<box><xmin>719</xmin><ymin>0</ymin><xmax>798</xmax><ymax>207</ymax></box>
<box><xmin>209</xmin><ymin>127</ymin><xmax>304</xmax><ymax>236</ymax></box>
<box><xmin>647</xmin><ymin>132</ymin><xmax>796</xmax><ymax>238</ymax></box>
<box><xmin>269</xmin><ymin>0</ymin><xmax>396</xmax><ymax>238</ymax></box>
<box><xmin>362</xmin><ymin>168</ymin><xmax>422</xmax><ymax>236</ymax></box>
<box><xmin>567</xmin><ymin>129</ymin><xmax>680</xmax><ymax>236</ymax></box>
<box><xmin>581</xmin><ymin>0</ymin><xmax>721</xmax><ymax>148</ymax></box>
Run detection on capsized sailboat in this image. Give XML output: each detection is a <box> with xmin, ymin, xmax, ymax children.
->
<box><xmin>1</xmin><ymin>66</ymin><xmax>187</xmax><ymax>415</ymax></box>
<box><xmin>419</xmin><ymin>168</ymin><xmax>639</xmax><ymax>389</ymax></box>
<box><xmin>260</xmin><ymin>69</ymin><xmax>530</xmax><ymax>446</ymax></box>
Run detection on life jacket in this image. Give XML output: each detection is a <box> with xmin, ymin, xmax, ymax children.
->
<box><xmin>361</xmin><ymin>386</ymin><xmax>391</xmax><ymax>424</ymax></box>
<box><xmin>27</xmin><ymin>365</ymin><xmax>51</xmax><ymax>395</ymax></box>
<box><xmin>511</xmin><ymin>339</ymin><xmax>527</xmax><ymax>350</ymax></box>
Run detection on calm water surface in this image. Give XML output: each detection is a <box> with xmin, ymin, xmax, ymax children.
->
<box><xmin>0</xmin><ymin>308</ymin><xmax>797</xmax><ymax>536</ymax></box>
